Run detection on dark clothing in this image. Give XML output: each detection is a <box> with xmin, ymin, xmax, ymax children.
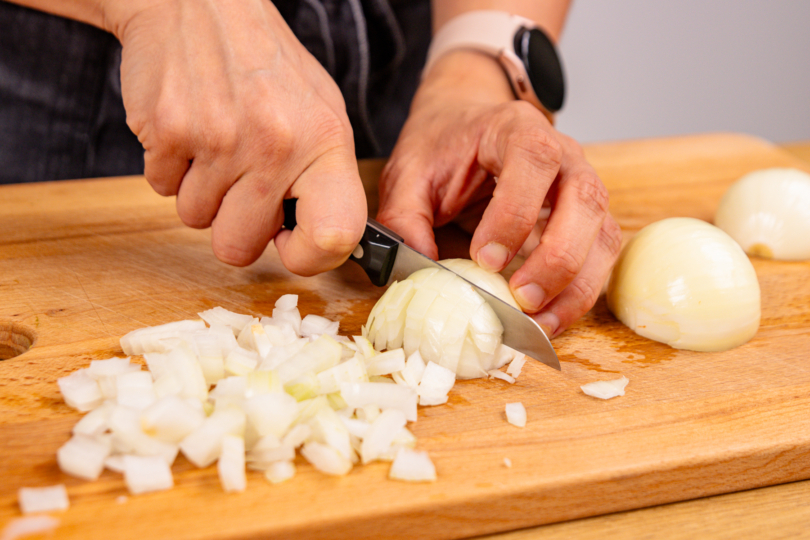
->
<box><xmin>0</xmin><ymin>0</ymin><xmax>430</xmax><ymax>183</ymax></box>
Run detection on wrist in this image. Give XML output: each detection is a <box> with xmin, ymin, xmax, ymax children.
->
<box><xmin>420</xmin><ymin>49</ymin><xmax>515</xmax><ymax>105</ymax></box>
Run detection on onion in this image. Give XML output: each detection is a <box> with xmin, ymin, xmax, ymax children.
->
<box><xmin>388</xmin><ymin>448</ymin><xmax>436</xmax><ymax>482</ymax></box>
<box><xmin>17</xmin><ymin>485</ymin><xmax>69</xmax><ymax>514</ymax></box>
<box><xmin>581</xmin><ymin>376</ymin><xmax>629</xmax><ymax>399</ymax></box>
<box><xmin>218</xmin><ymin>435</ymin><xmax>247</xmax><ymax>492</ymax></box>
<box><xmin>715</xmin><ymin>167</ymin><xmax>810</xmax><ymax>260</ymax></box>
<box><xmin>264</xmin><ymin>461</ymin><xmax>296</xmax><ymax>484</ymax></box>
<box><xmin>1</xmin><ymin>516</ymin><xmax>60</xmax><ymax>540</ymax></box>
<box><xmin>607</xmin><ymin>218</ymin><xmax>761</xmax><ymax>352</ymax></box>
<box><xmin>123</xmin><ymin>455</ymin><xmax>174</xmax><ymax>495</ymax></box>
<box><xmin>505</xmin><ymin>402</ymin><xmax>526</xmax><ymax>427</ymax></box>
<box><xmin>365</xmin><ymin>259</ymin><xmax>521</xmax><ymax>380</ymax></box>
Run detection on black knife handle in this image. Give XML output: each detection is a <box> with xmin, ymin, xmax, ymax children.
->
<box><xmin>282</xmin><ymin>198</ymin><xmax>399</xmax><ymax>287</ymax></box>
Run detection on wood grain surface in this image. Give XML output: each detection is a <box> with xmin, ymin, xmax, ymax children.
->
<box><xmin>1</xmin><ymin>133</ymin><xmax>809</xmax><ymax>540</ymax></box>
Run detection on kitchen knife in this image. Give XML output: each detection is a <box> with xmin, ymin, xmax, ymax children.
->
<box><xmin>282</xmin><ymin>199</ymin><xmax>560</xmax><ymax>371</ymax></box>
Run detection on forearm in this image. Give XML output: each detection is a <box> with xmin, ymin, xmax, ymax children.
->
<box><xmin>431</xmin><ymin>0</ymin><xmax>571</xmax><ymax>42</ymax></box>
<box><xmin>3</xmin><ymin>0</ymin><xmax>160</xmax><ymax>38</ymax></box>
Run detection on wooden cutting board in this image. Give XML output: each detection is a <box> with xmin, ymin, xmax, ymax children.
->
<box><xmin>2</xmin><ymin>133</ymin><xmax>809</xmax><ymax>540</ymax></box>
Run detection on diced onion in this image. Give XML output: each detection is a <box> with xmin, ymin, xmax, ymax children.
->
<box><xmin>264</xmin><ymin>461</ymin><xmax>296</xmax><ymax>484</ymax></box>
<box><xmin>1</xmin><ymin>516</ymin><xmax>60</xmax><ymax>540</ymax></box>
<box><xmin>607</xmin><ymin>218</ymin><xmax>761</xmax><ymax>352</ymax></box>
<box><xmin>581</xmin><ymin>376</ymin><xmax>629</xmax><ymax>399</ymax></box>
<box><xmin>388</xmin><ymin>448</ymin><xmax>437</xmax><ymax>482</ymax></box>
<box><xmin>505</xmin><ymin>402</ymin><xmax>526</xmax><ymax>427</ymax></box>
<box><xmin>218</xmin><ymin>435</ymin><xmax>246</xmax><ymax>492</ymax></box>
<box><xmin>17</xmin><ymin>485</ymin><xmax>69</xmax><ymax>514</ymax></box>
<box><xmin>123</xmin><ymin>455</ymin><xmax>174</xmax><ymax>495</ymax></box>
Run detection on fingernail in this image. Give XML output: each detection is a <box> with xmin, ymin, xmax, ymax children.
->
<box><xmin>477</xmin><ymin>243</ymin><xmax>510</xmax><ymax>272</ymax></box>
<box><xmin>534</xmin><ymin>312</ymin><xmax>561</xmax><ymax>338</ymax></box>
<box><xmin>514</xmin><ymin>284</ymin><xmax>544</xmax><ymax>312</ymax></box>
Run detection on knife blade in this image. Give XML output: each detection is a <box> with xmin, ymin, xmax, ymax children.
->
<box><xmin>282</xmin><ymin>199</ymin><xmax>560</xmax><ymax>371</ymax></box>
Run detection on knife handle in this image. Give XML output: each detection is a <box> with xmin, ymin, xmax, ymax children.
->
<box><xmin>282</xmin><ymin>198</ymin><xmax>399</xmax><ymax>287</ymax></box>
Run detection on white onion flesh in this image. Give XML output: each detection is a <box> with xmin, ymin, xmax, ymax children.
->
<box><xmin>365</xmin><ymin>259</ymin><xmax>521</xmax><ymax>380</ymax></box>
<box><xmin>53</xmin><ymin>292</ymin><xmax>531</xmax><ymax>497</ymax></box>
<box><xmin>607</xmin><ymin>217</ymin><xmax>761</xmax><ymax>352</ymax></box>
<box><xmin>505</xmin><ymin>402</ymin><xmax>527</xmax><ymax>427</ymax></box>
<box><xmin>715</xmin><ymin>167</ymin><xmax>810</xmax><ymax>260</ymax></box>
<box><xmin>1</xmin><ymin>516</ymin><xmax>60</xmax><ymax>540</ymax></box>
<box><xmin>17</xmin><ymin>485</ymin><xmax>69</xmax><ymax>514</ymax></box>
<box><xmin>123</xmin><ymin>454</ymin><xmax>174</xmax><ymax>495</ymax></box>
<box><xmin>389</xmin><ymin>448</ymin><xmax>437</xmax><ymax>482</ymax></box>
<box><xmin>581</xmin><ymin>376</ymin><xmax>629</xmax><ymax>399</ymax></box>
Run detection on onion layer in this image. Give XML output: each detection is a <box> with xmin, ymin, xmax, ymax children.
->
<box><xmin>715</xmin><ymin>168</ymin><xmax>810</xmax><ymax>260</ymax></box>
<box><xmin>607</xmin><ymin>218</ymin><xmax>760</xmax><ymax>352</ymax></box>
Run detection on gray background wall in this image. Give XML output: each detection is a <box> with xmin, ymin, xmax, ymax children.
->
<box><xmin>555</xmin><ymin>1</ymin><xmax>810</xmax><ymax>144</ymax></box>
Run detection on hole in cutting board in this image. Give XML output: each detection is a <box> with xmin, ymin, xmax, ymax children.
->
<box><xmin>0</xmin><ymin>321</ymin><xmax>37</xmax><ymax>360</ymax></box>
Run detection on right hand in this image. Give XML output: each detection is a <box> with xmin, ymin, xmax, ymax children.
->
<box><xmin>106</xmin><ymin>0</ymin><xmax>367</xmax><ymax>275</ymax></box>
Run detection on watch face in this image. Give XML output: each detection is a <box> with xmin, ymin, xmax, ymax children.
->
<box><xmin>515</xmin><ymin>28</ymin><xmax>565</xmax><ymax>113</ymax></box>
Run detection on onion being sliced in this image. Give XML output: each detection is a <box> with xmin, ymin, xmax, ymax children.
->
<box><xmin>607</xmin><ymin>218</ymin><xmax>761</xmax><ymax>352</ymax></box>
<box><xmin>365</xmin><ymin>259</ymin><xmax>520</xmax><ymax>380</ymax></box>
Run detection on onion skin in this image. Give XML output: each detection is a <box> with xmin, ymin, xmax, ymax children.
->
<box><xmin>715</xmin><ymin>168</ymin><xmax>810</xmax><ymax>261</ymax></box>
<box><xmin>607</xmin><ymin>218</ymin><xmax>760</xmax><ymax>352</ymax></box>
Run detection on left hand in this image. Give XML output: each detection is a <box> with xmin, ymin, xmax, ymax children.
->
<box><xmin>376</xmin><ymin>50</ymin><xmax>622</xmax><ymax>338</ymax></box>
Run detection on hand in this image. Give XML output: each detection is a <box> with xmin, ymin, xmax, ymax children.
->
<box><xmin>108</xmin><ymin>0</ymin><xmax>366</xmax><ymax>274</ymax></box>
<box><xmin>376</xmin><ymin>50</ymin><xmax>622</xmax><ymax>338</ymax></box>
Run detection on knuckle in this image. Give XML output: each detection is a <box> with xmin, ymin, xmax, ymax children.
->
<box><xmin>572</xmin><ymin>172</ymin><xmax>610</xmax><ymax>218</ymax></box>
<box><xmin>601</xmin><ymin>215</ymin><xmax>624</xmax><ymax>259</ymax></box>
<box><xmin>508</xmin><ymin>125</ymin><xmax>563</xmax><ymax>171</ymax></box>
<box><xmin>567</xmin><ymin>277</ymin><xmax>602</xmax><ymax>315</ymax></box>
<box><xmin>543</xmin><ymin>240</ymin><xmax>583</xmax><ymax>284</ymax></box>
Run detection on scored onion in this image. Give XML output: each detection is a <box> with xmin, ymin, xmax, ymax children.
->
<box><xmin>607</xmin><ymin>218</ymin><xmax>760</xmax><ymax>352</ymax></box>
<box><xmin>364</xmin><ymin>259</ymin><xmax>520</xmax><ymax>379</ymax></box>
<box><xmin>715</xmin><ymin>167</ymin><xmax>810</xmax><ymax>260</ymax></box>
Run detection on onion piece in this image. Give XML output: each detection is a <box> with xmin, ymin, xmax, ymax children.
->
<box><xmin>123</xmin><ymin>455</ymin><xmax>174</xmax><ymax>495</ymax></box>
<box><xmin>581</xmin><ymin>376</ymin><xmax>629</xmax><ymax>399</ymax></box>
<box><xmin>57</xmin><ymin>434</ymin><xmax>110</xmax><ymax>481</ymax></box>
<box><xmin>360</xmin><ymin>409</ymin><xmax>407</xmax><ymax>464</ymax></box>
<box><xmin>340</xmin><ymin>382</ymin><xmax>417</xmax><ymax>422</ymax></box>
<box><xmin>264</xmin><ymin>461</ymin><xmax>296</xmax><ymax>484</ymax></box>
<box><xmin>388</xmin><ymin>448</ymin><xmax>437</xmax><ymax>482</ymax></box>
<box><xmin>1</xmin><ymin>516</ymin><xmax>60</xmax><ymax>540</ymax></box>
<box><xmin>607</xmin><ymin>217</ymin><xmax>761</xmax><ymax>352</ymax></box>
<box><xmin>715</xmin><ymin>167</ymin><xmax>810</xmax><ymax>260</ymax></box>
<box><xmin>218</xmin><ymin>435</ymin><xmax>246</xmax><ymax>493</ymax></box>
<box><xmin>488</xmin><ymin>369</ymin><xmax>515</xmax><ymax>384</ymax></box>
<box><xmin>506</xmin><ymin>352</ymin><xmax>527</xmax><ymax>378</ymax></box>
<box><xmin>17</xmin><ymin>485</ymin><xmax>69</xmax><ymax>514</ymax></box>
<box><xmin>505</xmin><ymin>402</ymin><xmax>527</xmax><ymax>427</ymax></box>
<box><xmin>57</xmin><ymin>370</ymin><xmax>103</xmax><ymax>412</ymax></box>
<box><xmin>300</xmin><ymin>442</ymin><xmax>352</xmax><ymax>476</ymax></box>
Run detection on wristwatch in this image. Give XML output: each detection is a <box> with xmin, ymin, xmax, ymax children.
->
<box><xmin>424</xmin><ymin>10</ymin><xmax>565</xmax><ymax>120</ymax></box>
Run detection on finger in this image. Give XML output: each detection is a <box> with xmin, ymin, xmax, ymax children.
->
<box><xmin>470</xmin><ymin>103</ymin><xmax>562</xmax><ymax>273</ymax></box>
<box><xmin>375</xmin><ymin>160</ymin><xmax>439</xmax><ymax>260</ymax></box>
<box><xmin>509</xmin><ymin>136</ymin><xmax>611</xmax><ymax>313</ymax></box>
<box><xmin>142</xmin><ymin>144</ymin><xmax>192</xmax><ymax>197</ymax></box>
<box><xmin>175</xmin><ymin>157</ymin><xmax>239</xmax><ymax>229</ymax></box>
<box><xmin>274</xmin><ymin>151</ymin><xmax>367</xmax><ymax>275</ymax></box>
<box><xmin>209</xmin><ymin>169</ymin><xmax>286</xmax><ymax>267</ymax></box>
<box><xmin>530</xmin><ymin>215</ymin><xmax>623</xmax><ymax>338</ymax></box>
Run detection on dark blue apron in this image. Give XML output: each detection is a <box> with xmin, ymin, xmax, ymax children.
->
<box><xmin>0</xmin><ymin>0</ymin><xmax>430</xmax><ymax>183</ymax></box>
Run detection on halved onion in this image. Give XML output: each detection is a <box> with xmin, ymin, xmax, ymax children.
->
<box><xmin>715</xmin><ymin>167</ymin><xmax>810</xmax><ymax>260</ymax></box>
<box><xmin>607</xmin><ymin>218</ymin><xmax>761</xmax><ymax>352</ymax></box>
